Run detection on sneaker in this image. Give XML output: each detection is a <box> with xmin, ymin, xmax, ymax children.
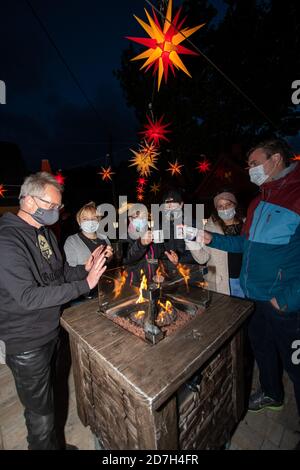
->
<box><xmin>248</xmin><ymin>389</ymin><xmax>283</xmax><ymax>412</ymax></box>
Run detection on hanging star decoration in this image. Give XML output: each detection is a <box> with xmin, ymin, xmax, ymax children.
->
<box><xmin>150</xmin><ymin>182</ymin><xmax>160</xmax><ymax>195</ymax></box>
<box><xmin>99</xmin><ymin>166</ymin><xmax>115</xmax><ymax>181</ymax></box>
<box><xmin>196</xmin><ymin>158</ymin><xmax>211</xmax><ymax>173</ymax></box>
<box><xmin>126</xmin><ymin>0</ymin><xmax>205</xmax><ymax>90</ymax></box>
<box><xmin>137</xmin><ymin>193</ymin><xmax>144</xmax><ymax>201</ymax></box>
<box><xmin>136</xmin><ymin>184</ymin><xmax>145</xmax><ymax>195</ymax></box>
<box><xmin>167</xmin><ymin>159</ymin><xmax>183</xmax><ymax>176</ymax></box>
<box><xmin>129</xmin><ymin>141</ymin><xmax>159</xmax><ymax>176</ymax></box>
<box><xmin>140</xmin><ymin>115</ymin><xmax>171</xmax><ymax>145</ymax></box>
<box><xmin>0</xmin><ymin>184</ymin><xmax>7</xmax><ymax>198</ymax></box>
<box><xmin>137</xmin><ymin>177</ymin><xmax>147</xmax><ymax>187</ymax></box>
<box><xmin>54</xmin><ymin>172</ymin><xmax>65</xmax><ymax>185</ymax></box>
<box><xmin>292</xmin><ymin>155</ymin><xmax>300</xmax><ymax>161</ymax></box>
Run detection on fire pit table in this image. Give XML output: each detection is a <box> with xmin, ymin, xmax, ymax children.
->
<box><xmin>61</xmin><ymin>267</ymin><xmax>253</xmax><ymax>450</ymax></box>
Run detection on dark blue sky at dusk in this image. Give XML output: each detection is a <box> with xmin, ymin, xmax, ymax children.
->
<box><xmin>1</xmin><ymin>0</ymin><xmax>298</xmax><ymax>173</ymax></box>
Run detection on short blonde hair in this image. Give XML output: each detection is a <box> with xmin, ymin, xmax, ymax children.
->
<box><xmin>76</xmin><ymin>202</ymin><xmax>98</xmax><ymax>225</ymax></box>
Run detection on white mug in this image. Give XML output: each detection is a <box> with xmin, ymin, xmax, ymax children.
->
<box><xmin>152</xmin><ymin>229</ymin><xmax>164</xmax><ymax>243</ymax></box>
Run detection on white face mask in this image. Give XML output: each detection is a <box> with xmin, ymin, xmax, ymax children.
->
<box><xmin>249</xmin><ymin>163</ymin><xmax>269</xmax><ymax>186</ymax></box>
<box><xmin>80</xmin><ymin>220</ymin><xmax>99</xmax><ymax>233</ymax></box>
<box><xmin>218</xmin><ymin>207</ymin><xmax>236</xmax><ymax>221</ymax></box>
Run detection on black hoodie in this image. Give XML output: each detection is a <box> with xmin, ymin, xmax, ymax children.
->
<box><xmin>0</xmin><ymin>212</ymin><xmax>90</xmax><ymax>354</ymax></box>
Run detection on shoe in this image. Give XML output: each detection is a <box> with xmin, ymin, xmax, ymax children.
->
<box><xmin>248</xmin><ymin>389</ymin><xmax>283</xmax><ymax>412</ymax></box>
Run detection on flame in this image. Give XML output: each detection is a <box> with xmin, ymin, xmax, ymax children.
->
<box><xmin>134</xmin><ymin>310</ymin><xmax>146</xmax><ymax>320</ymax></box>
<box><xmin>113</xmin><ymin>270</ymin><xmax>128</xmax><ymax>299</ymax></box>
<box><xmin>157</xmin><ymin>299</ymin><xmax>173</xmax><ymax>323</ymax></box>
<box><xmin>177</xmin><ymin>263</ymin><xmax>190</xmax><ymax>291</ymax></box>
<box><xmin>196</xmin><ymin>281</ymin><xmax>209</xmax><ymax>289</ymax></box>
<box><xmin>136</xmin><ymin>270</ymin><xmax>148</xmax><ymax>304</ymax></box>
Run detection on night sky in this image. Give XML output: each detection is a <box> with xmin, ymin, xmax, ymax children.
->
<box><xmin>0</xmin><ymin>0</ymin><xmax>229</xmax><ymax>172</ymax></box>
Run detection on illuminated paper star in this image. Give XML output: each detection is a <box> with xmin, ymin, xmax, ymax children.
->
<box><xmin>137</xmin><ymin>177</ymin><xmax>147</xmax><ymax>186</ymax></box>
<box><xmin>126</xmin><ymin>0</ymin><xmax>205</xmax><ymax>90</ymax></box>
<box><xmin>137</xmin><ymin>193</ymin><xmax>144</xmax><ymax>201</ymax></box>
<box><xmin>99</xmin><ymin>166</ymin><xmax>115</xmax><ymax>181</ymax></box>
<box><xmin>196</xmin><ymin>159</ymin><xmax>211</xmax><ymax>173</ymax></box>
<box><xmin>167</xmin><ymin>159</ymin><xmax>183</xmax><ymax>176</ymax></box>
<box><xmin>292</xmin><ymin>155</ymin><xmax>300</xmax><ymax>161</ymax></box>
<box><xmin>136</xmin><ymin>185</ymin><xmax>145</xmax><ymax>194</ymax></box>
<box><xmin>140</xmin><ymin>115</ymin><xmax>171</xmax><ymax>145</ymax></box>
<box><xmin>129</xmin><ymin>141</ymin><xmax>159</xmax><ymax>176</ymax></box>
<box><xmin>54</xmin><ymin>172</ymin><xmax>65</xmax><ymax>185</ymax></box>
<box><xmin>0</xmin><ymin>184</ymin><xmax>7</xmax><ymax>198</ymax></box>
<box><xmin>150</xmin><ymin>182</ymin><xmax>160</xmax><ymax>194</ymax></box>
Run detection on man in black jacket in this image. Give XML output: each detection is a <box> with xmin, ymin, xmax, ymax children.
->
<box><xmin>0</xmin><ymin>172</ymin><xmax>107</xmax><ymax>450</ymax></box>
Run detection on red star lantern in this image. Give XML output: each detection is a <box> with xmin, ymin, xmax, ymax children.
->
<box><xmin>292</xmin><ymin>155</ymin><xmax>300</xmax><ymax>161</ymax></box>
<box><xmin>196</xmin><ymin>159</ymin><xmax>211</xmax><ymax>173</ymax></box>
<box><xmin>99</xmin><ymin>166</ymin><xmax>115</xmax><ymax>181</ymax></box>
<box><xmin>167</xmin><ymin>160</ymin><xmax>183</xmax><ymax>176</ymax></box>
<box><xmin>0</xmin><ymin>184</ymin><xmax>7</xmax><ymax>198</ymax></box>
<box><xmin>137</xmin><ymin>193</ymin><xmax>144</xmax><ymax>201</ymax></box>
<box><xmin>126</xmin><ymin>0</ymin><xmax>205</xmax><ymax>90</ymax></box>
<box><xmin>140</xmin><ymin>115</ymin><xmax>171</xmax><ymax>145</ymax></box>
<box><xmin>137</xmin><ymin>177</ymin><xmax>147</xmax><ymax>186</ymax></box>
<box><xmin>54</xmin><ymin>172</ymin><xmax>65</xmax><ymax>185</ymax></box>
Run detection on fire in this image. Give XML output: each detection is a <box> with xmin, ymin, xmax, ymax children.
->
<box><xmin>134</xmin><ymin>310</ymin><xmax>146</xmax><ymax>320</ymax></box>
<box><xmin>113</xmin><ymin>270</ymin><xmax>128</xmax><ymax>299</ymax></box>
<box><xmin>196</xmin><ymin>281</ymin><xmax>209</xmax><ymax>289</ymax></box>
<box><xmin>177</xmin><ymin>263</ymin><xmax>190</xmax><ymax>291</ymax></box>
<box><xmin>157</xmin><ymin>299</ymin><xmax>174</xmax><ymax>324</ymax></box>
<box><xmin>153</xmin><ymin>265</ymin><xmax>164</xmax><ymax>284</ymax></box>
<box><xmin>136</xmin><ymin>270</ymin><xmax>148</xmax><ymax>304</ymax></box>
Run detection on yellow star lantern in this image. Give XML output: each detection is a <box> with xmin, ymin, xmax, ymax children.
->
<box><xmin>126</xmin><ymin>0</ymin><xmax>205</xmax><ymax>90</ymax></box>
<box><xmin>167</xmin><ymin>159</ymin><xmax>183</xmax><ymax>176</ymax></box>
<box><xmin>0</xmin><ymin>184</ymin><xmax>7</xmax><ymax>198</ymax></box>
<box><xmin>99</xmin><ymin>166</ymin><xmax>115</xmax><ymax>181</ymax></box>
<box><xmin>150</xmin><ymin>182</ymin><xmax>160</xmax><ymax>194</ymax></box>
<box><xmin>129</xmin><ymin>141</ymin><xmax>159</xmax><ymax>176</ymax></box>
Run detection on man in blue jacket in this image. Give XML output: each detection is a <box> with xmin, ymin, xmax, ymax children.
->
<box><xmin>202</xmin><ymin>139</ymin><xmax>300</xmax><ymax>417</ymax></box>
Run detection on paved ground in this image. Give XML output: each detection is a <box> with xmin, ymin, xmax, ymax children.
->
<box><xmin>1</xmin><ymin>362</ymin><xmax>299</xmax><ymax>450</ymax></box>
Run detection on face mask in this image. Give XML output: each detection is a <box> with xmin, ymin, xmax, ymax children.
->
<box><xmin>249</xmin><ymin>163</ymin><xmax>269</xmax><ymax>186</ymax></box>
<box><xmin>164</xmin><ymin>207</ymin><xmax>182</xmax><ymax>220</ymax></box>
<box><xmin>31</xmin><ymin>207</ymin><xmax>59</xmax><ymax>226</ymax></box>
<box><xmin>80</xmin><ymin>220</ymin><xmax>99</xmax><ymax>233</ymax></box>
<box><xmin>131</xmin><ymin>218</ymin><xmax>148</xmax><ymax>233</ymax></box>
<box><xmin>218</xmin><ymin>207</ymin><xmax>236</xmax><ymax>221</ymax></box>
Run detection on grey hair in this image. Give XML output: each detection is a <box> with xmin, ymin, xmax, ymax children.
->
<box><xmin>19</xmin><ymin>172</ymin><xmax>64</xmax><ymax>201</ymax></box>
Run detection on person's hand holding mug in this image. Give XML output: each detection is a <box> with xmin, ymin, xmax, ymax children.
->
<box><xmin>196</xmin><ymin>229</ymin><xmax>212</xmax><ymax>246</ymax></box>
<box><xmin>141</xmin><ymin>230</ymin><xmax>153</xmax><ymax>246</ymax></box>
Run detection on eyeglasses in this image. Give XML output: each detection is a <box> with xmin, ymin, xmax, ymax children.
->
<box><xmin>33</xmin><ymin>196</ymin><xmax>64</xmax><ymax>211</ymax></box>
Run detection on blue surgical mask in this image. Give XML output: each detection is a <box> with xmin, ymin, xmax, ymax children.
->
<box><xmin>131</xmin><ymin>218</ymin><xmax>148</xmax><ymax>233</ymax></box>
<box><xmin>31</xmin><ymin>207</ymin><xmax>59</xmax><ymax>226</ymax></box>
<box><xmin>218</xmin><ymin>207</ymin><xmax>236</xmax><ymax>221</ymax></box>
<box><xmin>80</xmin><ymin>220</ymin><xmax>99</xmax><ymax>233</ymax></box>
<box><xmin>249</xmin><ymin>164</ymin><xmax>269</xmax><ymax>186</ymax></box>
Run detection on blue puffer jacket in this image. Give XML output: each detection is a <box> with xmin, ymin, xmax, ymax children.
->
<box><xmin>209</xmin><ymin>162</ymin><xmax>300</xmax><ymax>313</ymax></box>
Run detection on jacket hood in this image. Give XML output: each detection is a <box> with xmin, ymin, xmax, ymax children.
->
<box><xmin>0</xmin><ymin>212</ymin><xmax>35</xmax><ymax>233</ymax></box>
<box><xmin>261</xmin><ymin>162</ymin><xmax>300</xmax><ymax>191</ymax></box>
